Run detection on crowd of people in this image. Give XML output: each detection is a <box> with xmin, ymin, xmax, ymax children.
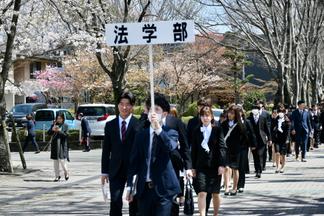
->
<box><xmin>22</xmin><ymin>90</ymin><xmax>324</xmax><ymax>216</ymax></box>
<box><xmin>98</xmin><ymin>91</ymin><xmax>324</xmax><ymax>216</ymax></box>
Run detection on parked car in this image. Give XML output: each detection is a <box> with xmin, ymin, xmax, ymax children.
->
<box><xmin>75</xmin><ymin>104</ymin><xmax>116</xmax><ymax>137</ymax></box>
<box><xmin>6</xmin><ymin>103</ymin><xmax>47</xmax><ymax>127</ymax></box>
<box><xmin>34</xmin><ymin>109</ymin><xmax>76</xmax><ymax>130</ymax></box>
<box><xmin>212</xmin><ymin>108</ymin><xmax>224</xmax><ymax>122</ymax></box>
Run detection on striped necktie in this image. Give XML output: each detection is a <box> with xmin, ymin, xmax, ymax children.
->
<box><xmin>121</xmin><ymin>121</ymin><xmax>127</xmax><ymax>143</ymax></box>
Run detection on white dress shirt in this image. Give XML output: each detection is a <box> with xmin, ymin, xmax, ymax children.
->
<box><xmin>200</xmin><ymin>123</ymin><xmax>212</xmax><ymax>153</ymax></box>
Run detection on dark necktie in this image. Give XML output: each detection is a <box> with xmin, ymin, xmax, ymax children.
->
<box><xmin>151</xmin><ymin>133</ymin><xmax>158</xmax><ymax>164</ymax></box>
<box><xmin>121</xmin><ymin>121</ymin><xmax>126</xmax><ymax>144</ymax></box>
<box><xmin>149</xmin><ymin>133</ymin><xmax>158</xmax><ymax>179</ymax></box>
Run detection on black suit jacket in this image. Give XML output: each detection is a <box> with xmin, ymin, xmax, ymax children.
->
<box><xmin>248</xmin><ymin>113</ymin><xmax>272</xmax><ymax>147</ymax></box>
<box><xmin>191</xmin><ymin>125</ymin><xmax>227</xmax><ymax>170</ymax></box>
<box><xmin>272</xmin><ymin>118</ymin><xmax>290</xmax><ymax>144</ymax></box>
<box><xmin>127</xmin><ymin>126</ymin><xmax>181</xmax><ymax>198</ymax></box>
<box><xmin>221</xmin><ymin>120</ymin><xmax>256</xmax><ymax>155</ymax></box>
<box><xmin>165</xmin><ymin>115</ymin><xmax>192</xmax><ymax>170</ymax></box>
<box><xmin>101</xmin><ymin>115</ymin><xmax>139</xmax><ymax>179</ymax></box>
<box><xmin>243</xmin><ymin>119</ymin><xmax>257</xmax><ymax>149</ymax></box>
<box><xmin>187</xmin><ymin>115</ymin><xmax>200</xmax><ymax>148</ymax></box>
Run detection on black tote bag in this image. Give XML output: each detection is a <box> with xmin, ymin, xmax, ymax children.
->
<box><xmin>184</xmin><ymin>180</ymin><xmax>194</xmax><ymax>215</ymax></box>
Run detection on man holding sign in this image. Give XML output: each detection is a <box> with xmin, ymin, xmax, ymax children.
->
<box><xmin>126</xmin><ymin>93</ymin><xmax>180</xmax><ymax>216</ymax></box>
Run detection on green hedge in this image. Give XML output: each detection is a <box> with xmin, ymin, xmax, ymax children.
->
<box><xmin>182</xmin><ymin>102</ymin><xmax>197</xmax><ymax>117</ymax></box>
<box><xmin>11</xmin><ymin>129</ymin><xmax>80</xmax><ymax>143</ymax></box>
<box><xmin>181</xmin><ymin>116</ymin><xmax>193</xmax><ymax>125</ymax></box>
<box><xmin>133</xmin><ymin>106</ymin><xmax>144</xmax><ymax>115</ymax></box>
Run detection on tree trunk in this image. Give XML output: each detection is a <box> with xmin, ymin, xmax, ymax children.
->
<box><xmin>0</xmin><ymin>0</ymin><xmax>21</xmax><ymax>173</ymax></box>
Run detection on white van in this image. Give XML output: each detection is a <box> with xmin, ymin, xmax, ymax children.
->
<box><xmin>76</xmin><ymin>104</ymin><xmax>116</xmax><ymax>137</ymax></box>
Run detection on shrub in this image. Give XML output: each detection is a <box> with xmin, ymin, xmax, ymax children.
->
<box><xmin>11</xmin><ymin>129</ymin><xmax>80</xmax><ymax>143</ymax></box>
<box><xmin>182</xmin><ymin>102</ymin><xmax>198</xmax><ymax>117</ymax></box>
<box><xmin>133</xmin><ymin>106</ymin><xmax>144</xmax><ymax>115</ymax></box>
<box><xmin>242</xmin><ymin>90</ymin><xmax>266</xmax><ymax>111</ymax></box>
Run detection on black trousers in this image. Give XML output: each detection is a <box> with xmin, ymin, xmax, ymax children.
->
<box><xmin>138</xmin><ymin>185</ymin><xmax>173</xmax><ymax>216</ymax></box>
<box><xmin>171</xmin><ymin>167</ymin><xmax>181</xmax><ymax>216</ymax></box>
<box><xmin>295</xmin><ymin>131</ymin><xmax>309</xmax><ymax>159</ymax></box>
<box><xmin>268</xmin><ymin>144</ymin><xmax>273</xmax><ymax>161</ymax></box>
<box><xmin>109</xmin><ymin>175</ymin><xmax>137</xmax><ymax>216</ymax></box>
<box><xmin>262</xmin><ymin>145</ymin><xmax>267</xmax><ymax>169</ymax></box>
<box><xmin>238</xmin><ymin>148</ymin><xmax>249</xmax><ymax>189</ymax></box>
<box><xmin>314</xmin><ymin>130</ymin><xmax>321</xmax><ymax>147</ymax></box>
<box><xmin>252</xmin><ymin>146</ymin><xmax>265</xmax><ymax>174</ymax></box>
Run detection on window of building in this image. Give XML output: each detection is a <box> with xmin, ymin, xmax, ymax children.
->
<box><xmin>29</xmin><ymin>62</ymin><xmax>42</xmax><ymax>79</ymax></box>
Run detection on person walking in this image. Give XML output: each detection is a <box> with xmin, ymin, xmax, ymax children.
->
<box><xmin>187</xmin><ymin>98</ymin><xmax>213</xmax><ymax>216</ymax></box>
<box><xmin>273</xmin><ymin>109</ymin><xmax>290</xmax><ymax>173</ymax></box>
<box><xmin>310</xmin><ymin>105</ymin><xmax>321</xmax><ymax>149</ymax></box>
<box><xmin>291</xmin><ymin>100</ymin><xmax>312</xmax><ymax>162</ymax></box>
<box><xmin>101</xmin><ymin>92</ymin><xmax>139</xmax><ymax>216</ymax></box>
<box><xmin>126</xmin><ymin>93</ymin><xmax>180</xmax><ymax>216</ymax></box>
<box><xmin>256</xmin><ymin>100</ymin><xmax>271</xmax><ymax>171</ymax></box>
<box><xmin>237</xmin><ymin>107</ymin><xmax>257</xmax><ymax>193</ymax></box>
<box><xmin>48</xmin><ymin>113</ymin><xmax>69</xmax><ymax>182</ymax></box>
<box><xmin>23</xmin><ymin>113</ymin><xmax>40</xmax><ymax>154</ymax></box>
<box><xmin>248</xmin><ymin>105</ymin><xmax>272</xmax><ymax>178</ymax></box>
<box><xmin>79</xmin><ymin>113</ymin><xmax>92</xmax><ymax>152</ymax></box>
<box><xmin>222</xmin><ymin>105</ymin><xmax>246</xmax><ymax>196</ymax></box>
<box><xmin>191</xmin><ymin>106</ymin><xmax>226</xmax><ymax>216</ymax></box>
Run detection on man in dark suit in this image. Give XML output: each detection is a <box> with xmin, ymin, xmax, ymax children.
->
<box><xmin>310</xmin><ymin>104</ymin><xmax>321</xmax><ymax>148</ymax></box>
<box><xmin>256</xmin><ymin>100</ymin><xmax>271</xmax><ymax>170</ymax></box>
<box><xmin>291</xmin><ymin>100</ymin><xmax>312</xmax><ymax>162</ymax></box>
<box><xmin>101</xmin><ymin>92</ymin><xmax>139</xmax><ymax>216</ymax></box>
<box><xmin>248</xmin><ymin>105</ymin><xmax>272</xmax><ymax>178</ymax></box>
<box><xmin>126</xmin><ymin>93</ymin><xmax>180</xmax><ymax>216</ymax></box>
<box><xmin>145</xmin><ymin>94</ymin><xmax>192</xmax><ymax>216</ymax></box>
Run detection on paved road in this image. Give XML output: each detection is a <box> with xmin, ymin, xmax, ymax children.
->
<box><xmin>1</xmin><ymin>145</ymin><xmax>324</xmax><ymax>215</ymax></box>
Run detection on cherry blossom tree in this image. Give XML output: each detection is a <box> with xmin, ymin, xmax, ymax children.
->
<box><xmin>155</xmin><ymin>36</ymin><xmax>230</xmax><ymax>115</ymax></box>
<box><xmin>46</xmin><ymin>0</ymin><xmax>202</xmax><ymax>113</ymax></box>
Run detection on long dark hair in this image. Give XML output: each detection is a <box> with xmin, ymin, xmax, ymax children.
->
<box><xmin>55</xmin><ymin>112</ymin><xmax>65</xmax><ymax>124</ymax></box>
<box><xmin>227</xmin><ymin>105</ymin><xmax>244</xmax><ymax>132</ymax></box>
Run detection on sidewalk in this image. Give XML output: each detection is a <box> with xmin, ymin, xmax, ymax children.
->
<box><xmin>1</xmin><ymin>145</ymin><xmax>324</xmax><ymax>215</ymax></box>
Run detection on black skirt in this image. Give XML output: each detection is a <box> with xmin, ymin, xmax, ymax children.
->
<box><xmin>193</xmin><ymin>169</ymin><xmax>222</xmax><ymax>194</ymax></box>
<box><xmin>226</xmin><ymin>153</ymin><xmax>240</xmax><ymax>169</ymax></box>
<box><xmin>275</xmin><ymin>142</ymin><xmax>287</xmax><ymax>155</ymax></box>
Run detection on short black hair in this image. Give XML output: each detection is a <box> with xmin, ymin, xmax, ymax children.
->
<box><xmin>297</xmin><ymin>100</ymin><xmax>305</xmax><ymax>105</ymax></box>
<box><xmin>118</xmin><ymin>91</ymin><xmax>136</xmax><ymax>106</ymax></box>
<box><xmin>256</xmin><ymin>100</ymin><xmax>265</xmax><ymax>106</ymax></box>
<box><xmin>252</xmin><ymin>105</ymin><xmax>260</xmax><ymax>110</ymax></box>
<box><xmin>146</xmin><ymin>93</ymin><xmax>170</xmax><ymax>112</ymax></box>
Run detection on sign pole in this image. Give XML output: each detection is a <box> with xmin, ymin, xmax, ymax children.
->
<box><xmin>148</xmin><ymin>2</ymin><xmax>154</xmax><ymax>112</ymax></box>
<box><xmin>149</xmin><ymin>44</ymin><xmax>155</xmax><ymax>111</ymax></box>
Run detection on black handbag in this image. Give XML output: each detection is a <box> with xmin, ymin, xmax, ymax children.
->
<box><xmin>184</xmin><ymin>180</ymin><xmax>194</xmax><ymax>215</ymax></box>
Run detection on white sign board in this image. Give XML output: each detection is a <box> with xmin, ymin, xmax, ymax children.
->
<box><xmin>106</xmin><ymin>20</ymin><xmax>195</xmax><ymax>46</ymax></box>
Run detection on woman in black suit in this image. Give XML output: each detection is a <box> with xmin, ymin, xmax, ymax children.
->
<box><xmin>192</xmin><ymin>106</ymin><xmax>227</xmax><ymax>216</ymax></box>
<box><xmin>273</xmin><ymin>109</ymin><xmax>290</xmax><ymax>173</ymax></box>
<box><xmin>221</xmin><ymin>105</ymin><xmax>246</xmax><ymax>196</ymax></box>
<box><xmin>237</xmin><ymin>107</ymin><xmax>257</xmax><ymax>193</ymax></box>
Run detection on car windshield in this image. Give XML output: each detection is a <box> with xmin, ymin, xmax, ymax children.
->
<box><xmin>35</xmin><ymin>111</ymin><xmax>54</xmax><ymax>121</ymax></box>
<box><xmin>77</xmin><ymin>107</ymin><xmax>108</xmax><ymax>116</ymax></box>
<box><xmin>213</xmin><ymin>110</ymin><xmax>222</xmax><ymax>117</ymax></box>
<box><xmin>11</xmin><ymin>105</ymin><xmax>32</xmax><ymax>114</ymax></box>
